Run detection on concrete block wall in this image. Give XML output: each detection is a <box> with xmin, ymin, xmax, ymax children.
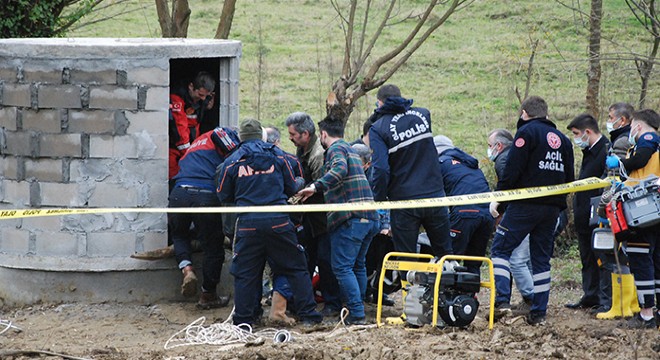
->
<box><xmin>0</xmin><ymin>57</ymin><xmax>171</xmax><ymax>260</ymax></box>
<box><xmin>0</xmin><ymin>39</ymin><xmax>241</xmax><ymax>276</ymax></box>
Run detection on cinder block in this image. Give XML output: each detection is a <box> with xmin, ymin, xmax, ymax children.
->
<box><xmin>23</xmin><ymin>66</ymin><xmax>63</xmax><ymax>84</ymax></box>
<box><xmin>144</xmin><ymin>87</ymin><xmax>169</xmax><ymax>110</ymax></box>
<box><xmin>21</xmin><ymin>216</ymin><xmax>61</xmax><ymax>232</ymax></box>
<box><xmin>4</xmin><ymin>131</ymin><xmax>34</xmax><ymax>156</ymax></box>
<box><xmin>88</xmin><ymin>183</ymin><xmax>138</xmax><ymax>207</ymax></box>
<box><xmin>0</xmin><ymin>228</ymin><xmax>30</xmax><ymax>254</ymax></box>
<box><xmin>69</xmin><ymin>159</ymin><xmax>114</xmax><ymax>182</ymax></box>
<box><xmin>0</xmin><ymin>66</ymin><xmax>18</xmax><ymax>83</ymax></box>
<box><xmin>24</xmin><ymin>158</ymin><xmax>62</xmax><ymax>182</ymax></box>
<box><xmin>126</xmin><ymin>67</ymin><xmax>169</xmax><ymax>86</ymax></box>
<box><xmin>35</xmin><ymin>231</ymin><xmax>78</xmax><ymax>256</ymax></box>
<box><xmin>0</xmin><ymin>157</ymin><xmax>19</xmax><ymax>180</ymax></box>
<box><xmin>39</xmin><ymin>133</ymin><xmax>82</xmax><ymax>157</ymax></box>
<box><xmin>142</xmin><ymin>231</ymin><xmax>167</xmax><ymax>252</ymax></box>
<box><xmin>22</xmin><ymin>109</ymin><xmax>61</xmax><ymax>133</ymax></box>
<box><xmin>39</xmin><ymin>182</ymin><xmax>85</xmax><ymax>206</ymax></box>
<box><xmin>120</xmin><ymin>160</ymin><xmax>167</xmax><ymax>185</ymax></box>
<box><xmin>2</xmin><ymin>84</ymin><xmax>31</xmax><ymax>107</ymax></box>
<box><xmin>124</xmin><ymin>110</ymin><xmax>167</xmax><ymax>134</ymax></box>
<box><xmin>89</xmin><ymin>135</ymin><xmax>114</xmax><ymax>158</ymax></box>
<box><xmin>87</xmin><ymin>232</ymin><xmax>135</xmax><ymax>257</ymax></box>
<box><xmin>0</xmin><ymin>107</ymin><xmax>18</xmax><ymax>131</ymax></box>
<box><xmin>68</xmin><ymin>110</ymin><xmax>115</xmax><ymax>134</ymax></box>
<box><xmin>70</xmin><ymin>69</ymin><xmax>117</xmax><ymax>84</ymax></box>
<box><xmin>2</xmin><ymin>180</ymin><xmax>30</xmax><ymax>206</ymax></box>
<box><xmin>150</xmin><ymin>134</ymin><xmax>169</xmax><ymax>160</ymax></box>
<box><xmin>89</xmin><ymin>86</ymin><xmax>138</xmax><ymax>110</ymax></box>
<box><xmin>147</xmin><ymin>183</ymin><xmax>169</xmax><ymax>207</ymax></box>
<box><xmin>113</xmin><ymin>135</ymin><xmax>138</xmax><ymax>158</ymax></box>
<box><xmin>38</xmin><ymin>85</ymin><xmax>81</xmax><ymax>109</ymax></box>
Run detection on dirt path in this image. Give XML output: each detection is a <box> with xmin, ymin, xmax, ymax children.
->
<box><xmin>1</xmin><ymin>288</ymin><xmax>659</xmax><ymax>360</ymax></box>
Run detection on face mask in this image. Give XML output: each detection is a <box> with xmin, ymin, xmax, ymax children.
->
<box><xmin>628</xmin><ymin>127</ymin><xmax>639</xmax><ymax>146</ymax></box>
<box><xmin>606</xmin><ymin>117</ymin><xmax>622</xmax><ymax>133</ymax></box>
<box><xmin>487</xmin><ymin>147</ymin><xmax>497</xmax><ymax>161</ymax></box>
<box><xmin>573</xmin><ymin>132</ymin><xmax>589</xmax><ymax>149</ymax></box>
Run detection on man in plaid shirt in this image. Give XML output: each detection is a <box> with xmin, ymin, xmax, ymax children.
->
<box><xmin>298</xmin><ymin>115</ymin><xmax>379</xmax><ymax>325</ymax></box>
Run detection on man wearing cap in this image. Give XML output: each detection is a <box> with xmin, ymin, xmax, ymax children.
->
<box><xmin>368</xmin><ymin>84</ymin><xmax>452</xmax><ymax>259</ymax></box>
<box><xmin>169</xmin><ymin>126</ymin><xmax>239</xmax><ymax>309</ymax></box>
<box><xmin>434</xmin><ymin>135</ymin><xmax>493</xmax><ymax>275</ymax></box>
<box><xmin>217</xmin><ymin>119</ymin><xmax>322</xmax><ymax>327</ymax></box>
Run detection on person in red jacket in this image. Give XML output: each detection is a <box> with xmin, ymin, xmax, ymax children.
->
<box><xmin>169</xmin><ymin>72</ymin><xmax>216</xmax><ymax>187</ymax></box>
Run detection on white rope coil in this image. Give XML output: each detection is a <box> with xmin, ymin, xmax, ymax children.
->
<box><xmin>0</xmin><ymin>319</ymin><xmax>22</xmax><ymax>335</ymax></box>
<box><xmin>164</xmin><ymin>312</ymin><xmax>292</xmax><ymax>350</ymax></box>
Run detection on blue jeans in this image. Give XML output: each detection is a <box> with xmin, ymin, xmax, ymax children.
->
<box><xmin>329</xmin><ymin>217</ymin><xmax>379</xmax><ymax>319</ymax></box>
<box><xmin>509</xmin><ymin>235</ymin><xmax>534</xmax><ymax>299</ymax></box>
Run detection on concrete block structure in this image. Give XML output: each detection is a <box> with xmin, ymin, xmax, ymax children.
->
<box><xmin>0</xmin><ymin>38</ymin><xmax>241</xmax><ymax>306</ymax></box>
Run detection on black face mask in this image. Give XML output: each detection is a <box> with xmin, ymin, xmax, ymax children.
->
<box><xmin>516</xmin><ymin>116</ymin><xmax>525</xmax><ymax>129</ymax></box>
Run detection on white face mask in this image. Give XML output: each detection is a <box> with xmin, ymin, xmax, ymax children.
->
<box><xmin>606</xmin><ymin>118</ymin><xmax>619</xmax><ymax>133</ymax></box>
<box><xmin>487</xmin><ymin>147</ymin><xmax>497</xmax><ymax>161</ymax></box>
<box><xmin>628</xmin><ymin>127</ymin><xmax>639</xmax><ymax>146</ymax></box>
<box><xmin>573</xmin><ymin>132</ymin><xmax>589</xmax><ymax>149</ymax></box>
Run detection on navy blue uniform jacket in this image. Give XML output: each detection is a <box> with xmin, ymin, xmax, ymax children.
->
<box><xmin>173</xmin><ymin>127</ymin><xmax>240</xmax><ymax>190</ymax></box>
<box><xmin>496</xmin><ymin>118</ymin><xmax>575</xmax><ymax>209</ymax></box>
<box><xmin>369</xmin><ymin>97</ymin><xmax>445</xmax><ymax>201</ymax></box>
<box><xmin>438</xmin><ymin>148</ymin><xmax>491</xmax><ymax>217</ymax></box>
<box><xmin>216</xmin><ymin>140</ymin><xmax>298</xmax><ymax>215</ymax></box>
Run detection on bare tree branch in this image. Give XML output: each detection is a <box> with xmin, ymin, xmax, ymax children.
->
<box><xmin>69</xmin><ymin>3</ymin><xmax>149</xmax><ymax>32</ymax></box>
<box><xmin>155</xmin><ymin>0</ymin><xmax>173</xmax><ymax>37</ymax></box>
<box><xmin>357</xmin><ymin>0</ymin><xmax>372</xmax><ymax>62</ymax></box>
<box><xmin>372</xmin><ymin>0</ymin><xmax>463</xmax><ymax>86</ymax></box>
<box><xmin>342</xmin><ymin>0</ymin><xmax>358</xmax><ymax>78</ymax></box>
<box><xmin>56</xmin><ymin>0</ymin><xmax>104</xmax><ymax>33</ymax></box>
<box><xmin>215</xmin><ymin>0</ymin><xmax>237</xmax><ymax>39</ymax></box>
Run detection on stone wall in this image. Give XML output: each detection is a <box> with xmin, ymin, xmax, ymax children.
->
<box><xmin>0</xmin><ymin>38</ymin><xmax>241</xmax><ymax>305</ymax></box>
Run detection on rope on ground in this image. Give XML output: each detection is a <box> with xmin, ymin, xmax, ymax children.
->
<box><xmin>164</xmin><ymin>307</ymin><xmax>377</xmax><ymax>350</ymax></box>
<box><xmin>0</xmin><ymin>318</ymin><xmax>22</xmax><ymax>335</ymax></box>
<box><xmin>164</xmin><ymin>308</ymin><xmax>292</xmax><ymax>350</ymax></box>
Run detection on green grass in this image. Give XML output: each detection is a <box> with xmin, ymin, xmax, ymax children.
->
<box><xmin>70</xmin><ymin>0</ymin><xmax>657</xmax><ymax>168</ymax></box>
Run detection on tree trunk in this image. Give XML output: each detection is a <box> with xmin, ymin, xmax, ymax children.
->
<box><xmin>586</xmin><ymin>0</ymin><xmax>602</xmax><ymax>117</ymax></box>
<box><xmin>155</xmin><ymin>0</ymin><xmax>190</xmax><ymax>37</ymax></box>
<box><xmin>215</xmin><ymin>0</ymin><xmax>237</xmax><ymax>39</ymax></box>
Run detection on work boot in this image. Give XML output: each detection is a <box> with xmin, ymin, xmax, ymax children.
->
<box><xmin>526</xmin><ymin>311</ymin><xmax>546</xmax><ymax>326</ymax></box>
<box><xmin>197</xmin><ymin>291</ymin><xmax>230</xmax><ymax>310</ymax></box>
<box><xmin>620</xmin><ymin>313</ymin><xmax>657</xmax><ymax>329</ymax></box>
<box><xmin>268</xmin><ymin>291</ymin><xmax>295</xmax><ymax>326</ymax></box>
<box><xmin>597</xmin><ymin>273</ymin><xmax>636</xmax><ymax>319</ymax></box>
<box><xmin>181</xmin><ymin>266</ymin><xmax>198</xmax><ymax>298</ymax></box>
<box><xmin>494</xmin><ymin>302</ymin><xmax>512</xmax><ymax>320</ymax></box>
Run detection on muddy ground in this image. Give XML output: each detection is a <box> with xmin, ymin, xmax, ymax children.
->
<box><xmin>1</xmin><ymin>286</ymin><xmax>659</xmax><ymax>360</ymax></box>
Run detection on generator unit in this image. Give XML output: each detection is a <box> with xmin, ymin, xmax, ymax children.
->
<box><xmin>403</xmin><ymin>266</ymin><xmax>481</xmax><ymax>328</ymax></box>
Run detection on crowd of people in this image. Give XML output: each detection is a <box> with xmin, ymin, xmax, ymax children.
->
<box><xmin>166</xmin><ymin>72</ymin><xmax>660</xmax><ymax>329</ymax></box>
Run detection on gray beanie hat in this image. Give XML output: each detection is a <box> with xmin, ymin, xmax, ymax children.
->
<box><xmin>239</xmin><ymin>118</ymin><xmax>263</xmax><ymax>141</ymax></box>
<box><xmin>433</xmin><ymin>135</ymin><xmax>454</xmax><ymax>155</ymax></box>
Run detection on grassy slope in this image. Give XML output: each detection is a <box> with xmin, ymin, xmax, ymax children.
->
<box><xmin>72</xmin><ymin>0</ymin><xmax>657</xmax><ymax>160</ymax></box>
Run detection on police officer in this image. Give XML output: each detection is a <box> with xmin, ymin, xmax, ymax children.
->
<box><xmin>368</xmin><ymin>84</ymin><xmax>452</xmax><ymax>259</ymax></box>
<box><xmin>489</xmin><ymin>96</ymin><xmax>575</xmax><ymax>325</ymax></box>
<box><xmin>434</xmin><ymin>135</ymin><xmax>494</xmax><ymax>275</ymax></box>
<box><xmin>169</xmin><ymin>126</ymin><xmax>239</xmax><ymax>309</ymax></box>
<box><xmin>217</xmin><ymin>119</ymin><xmax>322</xmax><ymax>326</ymax></box>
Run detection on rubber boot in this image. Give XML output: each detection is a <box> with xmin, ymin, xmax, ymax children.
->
<box><xmin>269</xmin><ymin>291</ymin><xmax>295</xmax><ymax>326</ymax></box>
<box><xmin>623</xmin><ymin>274</ymin><xmax>641</xmax><ymax>315</ymax></box>
<box><xmin>597</xmin><ymin>273</ymin><xmax>635</xmax><ymax>319</ymax></box>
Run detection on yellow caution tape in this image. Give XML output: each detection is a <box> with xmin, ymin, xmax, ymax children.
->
<box><xmin>0</xmin><ymin>177</ymin><xmax>612</xmax><ymax>220</ymax></box>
